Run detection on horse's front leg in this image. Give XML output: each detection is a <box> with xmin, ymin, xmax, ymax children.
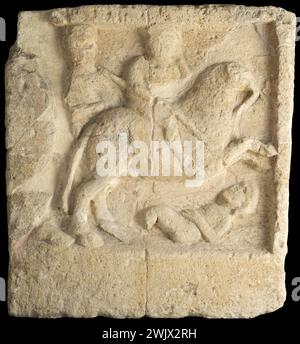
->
<box><xmin>223</xmin><ymin>137</ymin><xmax>277</xmax><ymax>167</ymax></box>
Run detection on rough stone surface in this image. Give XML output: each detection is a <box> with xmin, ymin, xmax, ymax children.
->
<box><xmin>6</xmin><ymin>5</ymin><xmax>295</xmax><ymax>318</ymax></box>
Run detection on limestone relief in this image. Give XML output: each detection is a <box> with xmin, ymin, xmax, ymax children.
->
<box><xmin>41</xmin><ymin>22</ymin><xmax>278</xmax><ymax>249</ymax></box>
<box><xmin>6</xmin><ymin>5</ymin><xmax>295</xmax><ymax>318</ymax></box>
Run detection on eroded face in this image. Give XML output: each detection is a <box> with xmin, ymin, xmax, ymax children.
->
<box><xmin>217</xmin><ymin>183</ymin><xmax>249</xmax><ymax>210</ymax></box>
<box><xmin>68</xmin><ymin>25</ymin><xmax>98</xmax><ymax>67</ymax></box>
<box><xmin>147</xmin><ymin>28</ymin><xmax>182</xmax><ymax>60</ymax></box>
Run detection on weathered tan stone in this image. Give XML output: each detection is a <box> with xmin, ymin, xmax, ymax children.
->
<box><xmin>6</xmin><ymin>5</ymin><xmax>295</xmax><ymax>318</ymax></box>
<box><xmin>9</xmin><ymin>236</ymin><xmax>146</xmax><ymax>318</ymax></box>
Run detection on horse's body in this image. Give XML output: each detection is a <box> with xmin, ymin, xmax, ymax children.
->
<box><xmin>61</xmin><ymin>62</ymin><xmax>261</xmax><ymax>246</ymax></box>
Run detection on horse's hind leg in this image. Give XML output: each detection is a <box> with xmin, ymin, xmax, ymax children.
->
<box><xmin>69</xmin><ymin>173</ymin><xmax>119</xmax><ymax>247</ymax></box>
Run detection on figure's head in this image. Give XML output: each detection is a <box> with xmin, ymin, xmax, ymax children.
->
<box><xmin>217</xmin><ymin>182</ymin><xmax>254</xmax><ymax>211</ymax></box>
<box><xmin>145</xmin><ymin>25</ymin><xmax>182</xmax><ymax>60</ymax></box>
<box><xmin>67</xmin><ymin>24</ymin><xmax>98</xmax><ymax>69</ymax></box>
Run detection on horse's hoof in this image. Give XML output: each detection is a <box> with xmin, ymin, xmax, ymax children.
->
<box><xmin>76</xmin><ymin>232</ymin><xmax>104</xmax><ymax>248</ymax></box>
<box><xmin>33</xmin><ymin>224</ymin><xmax>75</xmax><ymax>248</ymax></box>
<box><xmin>99</xmin><ymin>219</ymin><xmax>140</xmax><ymax>243</ymax></box>
<box><xmin>44</xmin><ymin>229</ymin><xmax>75</xmax><ymax>247</ymax></box>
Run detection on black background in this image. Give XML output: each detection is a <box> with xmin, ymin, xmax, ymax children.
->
<box><xmin>0</xmin><ymin>1</ymin><xmax>299</xmax><ymax>342</ymax></box>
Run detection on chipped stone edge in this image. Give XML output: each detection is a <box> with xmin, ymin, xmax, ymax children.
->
<box><xmin>272</xmin><ymin>14</ymin><xmax>296</xmax><ymax>260</ymax></box>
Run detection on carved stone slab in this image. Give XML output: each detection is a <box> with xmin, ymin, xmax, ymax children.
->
<box><xmin>6</xmin><ymin>5</ymin><xmax>295</xmax><ymax>318</ymax></box>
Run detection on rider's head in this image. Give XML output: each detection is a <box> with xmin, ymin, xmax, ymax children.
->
<box><xmin>145</xmin><ymin>24</ymin><xmax>182</xmax><ymax>60</ymax></box>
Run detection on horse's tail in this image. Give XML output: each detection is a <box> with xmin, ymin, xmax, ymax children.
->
<box><xmin>61</xmin><ymin>123</ymin><xmax>95</xmax><ymax>214</ymax></box>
